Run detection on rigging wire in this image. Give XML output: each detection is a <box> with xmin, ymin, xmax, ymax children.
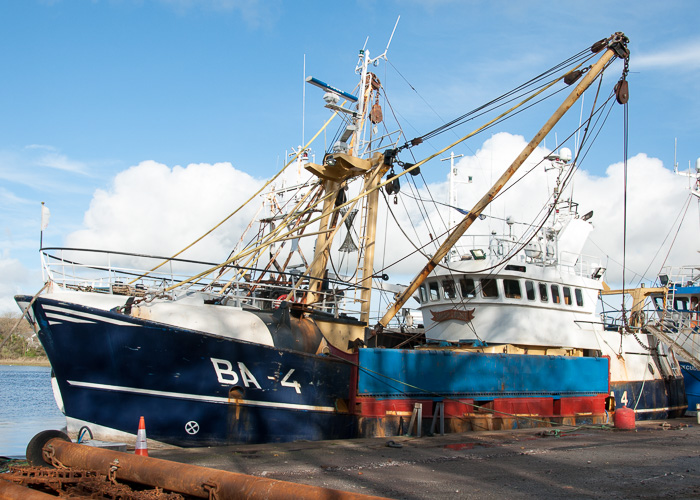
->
<box><xmin>412</xmin><ymin>48</ymin><xmax>596</xmax><ymax>144</ymax></box>
<box><xmin>657</xmin><ymin>195</ymin><xmax>694</xmax><ymax>275</ymax></box>
<box><xmin>625</xmin><ymin>194</ymin><xmax>694</xmax><ymax>288</ymax></box>
<box><xmin>373</xmin><ymin>70</ymin><xmax>619</xmax><ymax>308</ymax></box>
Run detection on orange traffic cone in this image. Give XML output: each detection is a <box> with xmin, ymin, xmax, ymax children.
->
<box><xmin>135</xmin><ymin>416</ymin><xmax>148</xmax><ymax>456</ymax></box>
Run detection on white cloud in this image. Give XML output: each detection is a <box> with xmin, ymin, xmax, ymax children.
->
<box><xmin>0</xmin><ymin>146</ymin><xmax>96</xmax><ymax>192</ymax></box>
<box><xmin>635</xmin><ymin>39</ymin><xmax>700</xmax><ymax>71</ymax></box>
<box><xmin>3</xmin><ymin>136</ymin><xmax>697</xmax><ymax>313</ymax></box>
<box><xmin>578</xmin><ymin>154</ymin><xmax>700</xmax><ymax>285</ymax></box>
<box><xmin>158</xmin><ymin>0</ymin><xmax>277</xmax><ymax>26</ymax></box>
<box><xmin>65</xmin><ymin>160</ymin><xmax>266</xmax><ymax>275</ymax></box>
<box><xmin>35</xmin><ymin>151</ymin><xmax>89</xmax><ymax>175</ymax></box>
<box><xmin>371</xmin><ymin>133</ymin><xmax>699</xmax><ymax>289</ymax></box>
<box><xmin>0</xmin><ymin>256</ymin><xmax>34</xmax><ymax>314</ymax></box>
<box><xmin>0</xmin><ymin>187</ymin><xmax>34</xmax><ymax>207</ymax></box>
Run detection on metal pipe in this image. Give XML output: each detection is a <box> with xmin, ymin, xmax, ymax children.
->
<box><xmin>42</xmin><ymin>438</ymin><xmax>389</xmax><ymax>500</ymax></box>
<box><xmin>0</xmin><ymin>479</ymin><xmax>57</xmax><ymax>500</ymax></box>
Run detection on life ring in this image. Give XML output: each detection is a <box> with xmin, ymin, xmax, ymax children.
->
<box><xmin>273</xmin><ymin>294</ymin><xmax>293</xmax><ymax>309</ymax></box>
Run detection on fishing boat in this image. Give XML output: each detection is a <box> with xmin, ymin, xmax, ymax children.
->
<box><xmin>636</xmin><ymin>265</ymin><xmax>700</xmax><ymax>414</ymax></box>
<box><xmin>412</xmin><ymin>144</ymin><xmax>686</xmax><ymax>421</ymax></box>
<box><xmin>17</xmin><ymin>31</ymin><xmax>669</xmax><ymax>447</ymax></box>
<box><xmin>602</xmin><ymin>162</ymin><xmax>700</xmax><ymax>415</ymax></box>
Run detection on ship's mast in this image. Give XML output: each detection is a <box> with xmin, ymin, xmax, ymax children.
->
<box><xmin>303</xmin><ymin>25</ymin><xmax>397</xmax><ymax>322</ymax></box>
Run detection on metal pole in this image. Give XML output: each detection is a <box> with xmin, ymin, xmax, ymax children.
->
<box><xmin>441</xmin><ymin>152</ymin><xmax>464</xmax><ymax>229</ymax></box>
<box><xmin>377</xmin><ymin>40</ymin><xmax>623</xmax><ymax>329</ymax></box>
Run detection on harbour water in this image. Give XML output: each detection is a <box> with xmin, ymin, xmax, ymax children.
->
<box><xmin>0</xmin><ymin>364</ymin><xmax>66</xmax><ymax>458</ymax></box>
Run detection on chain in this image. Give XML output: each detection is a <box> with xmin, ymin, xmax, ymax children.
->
<box><xmin>43</xmin><ymin>445</ymin><xmax>68</xmax><ymax>469</ymax></box>
<box><xmin>108</xmin><ymin>459</ymin><xmax>120</xmax><ymax>484</ymax></box>
<box><xmin>203</xmin><ymin>481</ymin><xmax>220</xmax><ymax>500</ymax></box>
<box><xmin>622</xmin><ymin>55</ymin><xmax>629</xmax><ymax>80</ymax></box>
<box><xmin>628</xmin><ymin>327</ymin><xmax>657</xmax><ymax>352</ymax></box>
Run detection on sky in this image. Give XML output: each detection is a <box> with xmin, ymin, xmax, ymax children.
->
<box><xmin>1</xmin><ymin>0</ymin><xmax>700</xmax><ymax>314</ymax></box>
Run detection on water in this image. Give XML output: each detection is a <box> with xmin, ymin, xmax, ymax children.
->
<box><xmin>0</xmin><ymin>365</ymin><xmax>66</xmax><ymax>457</ymax></box>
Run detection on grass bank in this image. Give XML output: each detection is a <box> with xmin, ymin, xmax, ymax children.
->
<box><xmin>0</xmin><ymin>357</ymin><xmax>51</xmax><ymax>367</ymax></box>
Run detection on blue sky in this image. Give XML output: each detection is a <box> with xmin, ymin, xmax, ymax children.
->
<box><xmin>1</xmin><ymin>0</ymin><xmax>699</xmax><ymax>313</ymax></box>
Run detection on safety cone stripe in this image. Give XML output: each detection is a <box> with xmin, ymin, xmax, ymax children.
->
<box><xmin>135</xmin><ymin>416</ymin><xmax>148</xmax><ymax>456</ymax></box>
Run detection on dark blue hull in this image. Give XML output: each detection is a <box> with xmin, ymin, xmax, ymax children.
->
<box><xmin>680</xmin><ymin>362</ymin><xmax>700</xmax><ymax>413</ymax></box>
<box><xmin>30</xmin><ymin>297</ymin><xmax>355</xmax><ymax>446</ymax></box>
<box><xmin>610</xmin><ymin>377</ymin><xmax>687</xmax><ymax>420</ymax></box>
<box><xmin>25</xmin><ymin>294</ymin><xmax>683</xmax><ymax>446</ymax></box>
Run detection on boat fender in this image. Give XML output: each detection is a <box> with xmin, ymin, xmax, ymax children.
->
<box><xmin>613</xmin><ymin>406</ymin><xmax>635</xmax><ymax>430</ymax></box>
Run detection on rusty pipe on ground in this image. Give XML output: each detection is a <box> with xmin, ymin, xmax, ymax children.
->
<box><xmin>40</xmin><ymin>437</ymin><xmax>388</xmax><ymax>500</ymax></box>
<box><xmin>0</xmin><ymin>478</ymin><xmax>58</xmax><ymax>500</ymax></box>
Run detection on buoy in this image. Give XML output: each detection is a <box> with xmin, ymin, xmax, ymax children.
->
<box><xmin>613</xmin><ymin>406</ymin><xmax>636</xmax><ymax>430</ymax></box>
<box><xmin>135</xmin><ymin>416</ymin><xmax>148</xmax><ymax>456</ymax></box>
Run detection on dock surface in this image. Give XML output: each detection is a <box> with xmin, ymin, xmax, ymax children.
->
<box><xmin>148</xmin><ymin>418</ymin><xmax>700</xmax><ymax>499</ymax></box>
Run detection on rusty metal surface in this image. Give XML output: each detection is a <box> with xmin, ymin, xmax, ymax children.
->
<box><xmin>43</xmin><ymin>438</ymin><xmax>390</xmax><ymax>500</ymax></box>
<box><xmin>0</xmin><ymin>477</ymin><xmax>57</xmax><ymax>500</ymax></box>
<box><xmin>1</xmin><ymin>465</ymin><xmax>185</xmax><ymax>499</ymax></box>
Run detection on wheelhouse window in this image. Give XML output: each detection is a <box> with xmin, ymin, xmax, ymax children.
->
<box><xmin>442</xmin><ymin>280</ymin><xmax>457</xmax><ymax>299</ymax></box>
<box><xmin>539</xmin><ymin>283</ymin><xmax>548</xmax><ymax>302</ymax></box>
<box><xmin>575</xmin><ymin>288</ymin><xmax>584</xmax><ymax>306</ymax></box>
<box><xmin>525</xmin><ymin>281</ymin><xmax>536</xmax><ymax>301</ymax></box>
<box><xmin>460</xmin><ymin>278</ymin><xmax>476</xmax><ymax>298</ymax></box>
<box><xmin>481</xmin><ymin>279</ymin><xmax>499</xmax><ymax>298</ymax></box>
<box><xmin>504</xmin><ymin>279</ymin><xmax>522</xmax><ymax>299</ymax></box>
<box><xmin>429</xmin><ymin>281</ymin><xmax>440</xmax><ymax>301</ymax></box>
<box><xmin>563</xmin><ymin>287</ymin><xmax>572</xmax><ymax>305</ymax></box>
<box><xmin>653</xmin><ymin>297</ymin><xmax>664</xmax><ymax>311</ymax></box>
<box><xmin>551</xmin><ymin>285</ymin><xmax>561</xmax><ymax>304</ymax></box>
<box><xmin>418</xmin><ymin>285</ymin><xmax>428</xmax><ymax>304</ymax></box>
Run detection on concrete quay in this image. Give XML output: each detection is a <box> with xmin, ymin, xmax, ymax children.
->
<box><xmin>148</xmin><ymin>417</ymin><xmax>700</xmax><ymax>499</ymax></box>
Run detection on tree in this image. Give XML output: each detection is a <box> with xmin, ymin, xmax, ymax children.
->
<box><xmin>0</xmin><ymin>313</ymin><xmax>46</xmax><ymax>359</ymax></box>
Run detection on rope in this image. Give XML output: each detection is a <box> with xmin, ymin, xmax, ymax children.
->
<box><xmin>621</xmin><ymin>95</ymin><xmax>629</xmax><ymax>327</ymax></box>
<box><xmin>0</xmin><ymin>281</ymin><xmax>50</xmax><ymax>352</ymax></box>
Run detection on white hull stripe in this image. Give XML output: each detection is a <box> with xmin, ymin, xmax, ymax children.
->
<box><xmin>67</xmin><ymin>380</ymin><xmax>336</xmax><ymax>413</ymax></box>
<box><xmin>633</xmin><ymin>405</ymin><xmax>687</xmax><ymax>414</ymax></box>
<box><xmin>46</xmin><ymin>312</ymin><xmax>96</xmax><ymax>324</ymax></box>
<box><xmin>43</xmin><ymin>304</ymin><xmax>140</xmax><ymax>327</ymax></box>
